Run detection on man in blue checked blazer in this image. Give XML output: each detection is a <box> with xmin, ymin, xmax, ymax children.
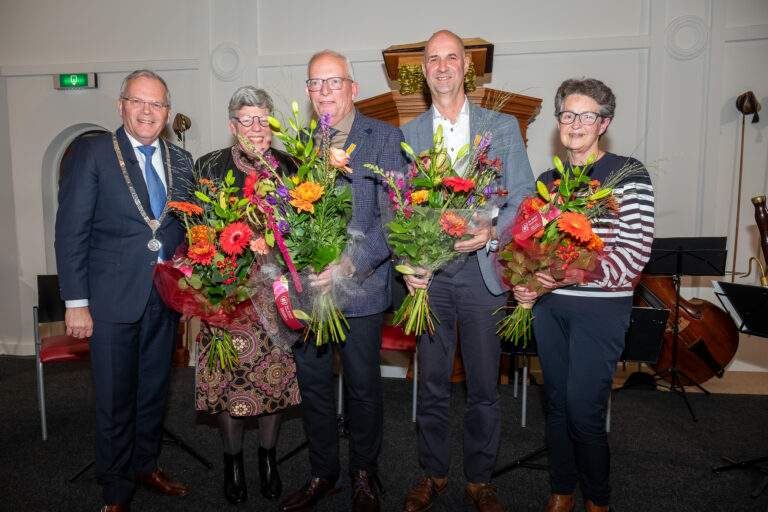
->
<box><xmin>400</xmin><ymin>31</ymin><xmax>534</xmax><ymax>512</ymax></box>
<box><xmin>55</xmin><ymin>70</ymin><xmax>193</xmax><ymax>512</ymax></box>
<box><xmin>279</xmin><ymin>50</ymin><xmax>406</xmax><ymax>512</ymax></box>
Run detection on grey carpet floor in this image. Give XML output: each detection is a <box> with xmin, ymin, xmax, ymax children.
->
<box><xmin>1</xmin><ymin>355</ymin><xmax>766</xmax><ymax>512</ymax></box>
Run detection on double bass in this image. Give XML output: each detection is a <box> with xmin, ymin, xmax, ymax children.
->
<box><xmin>634</xmin><ymin>276</ymin><xmax>739</xmax><ymax>385</ymax></box>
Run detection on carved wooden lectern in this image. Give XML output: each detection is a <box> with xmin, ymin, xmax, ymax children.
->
<box><xmin>356</xmin><ymin>39</ymin><xmax>542</xmax><ymax>382</ymax></box>
<box><xmin>355</xmin><ymin>38</ymin><xmax>541</xmax><ymax>144</ymax></box>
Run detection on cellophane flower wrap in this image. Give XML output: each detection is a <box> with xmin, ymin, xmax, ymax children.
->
<box><xmin>494</xmin><ymin>154</ymin><xmax>628</xmax><ymax>346</ymax></box>
<box><xmin>367</xmin><ymin>125</ymin><xmax>508</xmax><ymax>336</ymax></box>
<box><xmin>261</xmin><ymin>102</ymin><xmax>353</xmax><ymax>346</ymax></box>
<box><xmin>154</xmin><ymin>163</ymin><xmax>296</xmax><ymax>371</ymax></box>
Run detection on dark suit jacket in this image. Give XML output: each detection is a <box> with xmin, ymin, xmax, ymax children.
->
<box><xmin>337</xmin><ymin>109</ymin><xmax>407</xmax><ymax>316</ymax></box>
<box><xmin>55</xmin><ymin>126</ymin><xmax>194</xmax><ymax>323</ymax></box>
<box><xmin>402</xmin><ymin>101</ymin><xmax>535</xmax><ymax>295</ymax></box>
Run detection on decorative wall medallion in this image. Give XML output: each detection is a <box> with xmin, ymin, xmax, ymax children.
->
<box><xmin>665</xmin><ymin>15</ymin><xmax>709</xmax><ymax>60</ymax></box>
<box><xmin>211</xmin><ymin>43</ymin><xmax>244</xmax><ymax>81</ymax></box>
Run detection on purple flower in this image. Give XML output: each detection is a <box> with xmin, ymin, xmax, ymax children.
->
<box><xmin>266</xmin><ymin>194</ymin><xmax>278</xmax><ymax>205</ymax></box>
<box><xmin>276</xmin><ymin>185</ymin><xmax>289</xmax><ymax>198</ymax></box>
<box><xmin>478</xmin><ymin>131</ymin><xmax>492</xmax><ymax>152</ymax></box>
<box><xmin>278</xmin><ymin>220</ymin><xmax>290</xmax><ymax>234</ymax></box>
<box><xmin>466</xmin><ymin>196</ymin><xmax>475</xmax><ymax>206</ymax></box>
<box><xmin>320</xmin><ymin>112</ymin><xmax>332</xmax><ymax>133</ymax></box>
<box><xmin>483</xmin><ymin>185</ymin><xmax>493</xmax><ymax>195</ymax></box>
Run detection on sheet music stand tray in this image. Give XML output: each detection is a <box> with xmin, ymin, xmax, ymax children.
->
<box><xmin>711</xmin><ymin>281</ymin><xmax>768</xmax><ymax>497</ymax></box>
<box><xmin>642</xmin><ymin>236</ymin><xmax>727</xmax><ymax>422</ymax></box>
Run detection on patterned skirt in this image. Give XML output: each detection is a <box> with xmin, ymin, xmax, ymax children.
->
<box><xmin>195</xmin><ymin>321</ymin><xmax>301</xmax><ymax>416</ymax></box>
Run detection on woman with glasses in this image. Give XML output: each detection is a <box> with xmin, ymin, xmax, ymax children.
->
<box><xmin>194</xmin><ymin>86</ymin><xmax>300</xmax><ymax>504</ymax></box>
<box><xmin>513</xmin><ymin>78</ymin><xmax>655</xmax><ymax>512</ymax></box>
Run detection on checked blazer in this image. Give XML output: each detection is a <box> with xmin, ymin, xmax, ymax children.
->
<box><xmin>339</xmin><ymin>108</ymin><xmax>407</xmax><ymax>316</ymax></box>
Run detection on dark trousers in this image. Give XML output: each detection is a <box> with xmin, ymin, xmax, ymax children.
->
<box><xmin>532</xmin><ymin>293</ymin><xmax>631</xmax><ymax>506</ymax></box>
<box><xmin>292</xmin><ymin>314</ymin><xmax>383</xmax><ymax>479</ymax></box>
<box><xmin>88</xmin><ymin>285</ymin><xmax>179</xmax><ymax>504</ymax></box>
<box><xmin>416</xmin><ymin>256</ymin><xmax>506</xmax><ymax>483</ymax></box>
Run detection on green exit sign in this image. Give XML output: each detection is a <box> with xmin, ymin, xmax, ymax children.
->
<box><xmin>53</xmin><ymin>73</ymin><xmax>97</xmax><ymax>90</ymax></box>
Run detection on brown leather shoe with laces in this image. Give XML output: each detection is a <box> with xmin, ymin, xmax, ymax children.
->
<box><xmin>136</xmin><ymin>469</ymin><xmax>188</xmax><ymax>496</ymax></box>
<box><xmin>466</xmin><ymin>482</ymin><xmax>503</xmax><ymax>512</ymax></box>
<box><xmin>351</xmin><ymin>470</ymin><xmax>379</xmax><ymax>512</ymax></box>
<box><xmin>544</xmin><ymin>494</ymin><xmax>574</xmax><ymax>512</ymax></box>
<box><xmin>403</xmin><ymin>475</ymin><xmax>448</xmax><ymax>512</ymax></box>
<box><xmin>278</xmin><ymin>476</ymin><xmax>341</xmax><ymax>512</ymax></box>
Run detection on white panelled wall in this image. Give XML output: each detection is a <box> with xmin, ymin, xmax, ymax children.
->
<box><xmin>1</xmin><ymin>0</ymin><xmax>766</xmax><ymax>372</ymax></box>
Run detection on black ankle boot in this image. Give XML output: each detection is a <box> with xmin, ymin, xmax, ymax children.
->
<box><xmin>223</xmin><ymin>451</ymin><xmax>247</xmax><ymax>504</ymax></box>
<box><xmin>258</xmin><ymin>445</ymin><xmax>282</xmax><ymax>499</ymax></box>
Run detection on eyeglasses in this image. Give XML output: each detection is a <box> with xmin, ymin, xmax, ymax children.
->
<box><xmin>306</xmin><ymin>77</ymin><xmax>351</xmax><ymax>92</ymax></box>
<box><xmin>120</xmin><ymin>97</ymin><xmax>168</xmax><ymax>112</ymax></box>
<box><xmin>234</xmin><ymin>115</ymin><xmax>270</xmax><ymax>128</ymax></box>
<box><xmin>556</xmin><ymin>111</ymin><xmax>601</xmax><ymax>126</ymax></box>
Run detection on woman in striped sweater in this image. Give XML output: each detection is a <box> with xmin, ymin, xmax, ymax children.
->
<box><xmin>513</xmin><ymin>78</ymin><xmax>655</xmax><ymax>512</ymax></box>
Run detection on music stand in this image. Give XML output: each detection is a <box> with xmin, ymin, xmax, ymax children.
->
<box><xmin>711</xmin><ymin>281</ymin><xmax>768</xmax><ymax>497</ymax></box>
<box><xmin>642</xmin><ymin>237</ymin><xmax>727</xmax><ymax>421</ymax></box>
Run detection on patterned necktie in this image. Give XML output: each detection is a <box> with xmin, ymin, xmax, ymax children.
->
<box><xmin>137</xmin><ymin>145</ymin><xmax>166</xmax><ymax>220</ymax></box>
<box><xmin>137</xmin><ymin>145</ymin><xmax>166</xmax><ymax>259</ymax></box>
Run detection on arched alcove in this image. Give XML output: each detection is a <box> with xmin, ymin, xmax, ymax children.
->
<box><xmin>41</xmin><ymin>124</ymin><xmax>108</xmax><ymax>273</ymax></box>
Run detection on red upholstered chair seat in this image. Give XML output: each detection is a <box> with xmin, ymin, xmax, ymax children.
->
<box><xmin>381</xmin><ymin>325</ymin><xmax>416</xmax><ymax>353</ymax></box>
<box><xmin>39</xmin><ymin>335</ymin><xmax>90</xmax><ymax>363</ymax></box>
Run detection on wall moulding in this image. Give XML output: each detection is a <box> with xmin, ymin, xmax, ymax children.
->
<box><xmin>210</xmin><ymin>43</ymin><xmax>245</xmax><ymax>82</ymax></box>
<box><xmin>666</xmin><ymin>15</ymin><xmax>709</xmax><ymax>60</ymax></box>
<box><xmin>0</xmin><ymin>59</ymin><xmax>199</xmax><ymax>77</ymax></box>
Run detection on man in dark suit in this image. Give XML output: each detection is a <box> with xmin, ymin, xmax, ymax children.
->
<box><xmin>55</xmin><ymin>69</ymin><xmax>193</xmax><ymax>512</ymax></box>
<box><xmin>279</xmin><ymin>51</ymin><xmax>406</xmax><ymax>512</ymax></box>
<box><xmin>399</xmin><ymin>31</ymin><xmax>534</xmax><ymax>512</ymax></box>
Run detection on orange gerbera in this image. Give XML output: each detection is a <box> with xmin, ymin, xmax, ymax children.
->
<box><xmin>556</xmin><ymin>212</ymin><xmax>593</xmax><ymax>243</ymax></box>
<box><xmin>167</xmin><ymin>201</ymin><xmax>203</xmax><ymax>216</ymax></box>
<box><xmin>439</xmin><ymin>211</ymin><xmax>468</xmax><ymax>237</ymax></box>
<box><xmin>443</xmin><ymin>176</ymin><xmax>476</xmax><ymax>193</ymax></box>
<box><xmin>219</xmin><ymin>222</ymin><xmax>254</xmax><ymax>256</ymax></box>
<box><xmin>289</xmin><ymin>181</ymin><xmax>325</xmax><ymax>214</ymax></box>
<box><xmin>198</xmin><ymin>178</ymin><xmax>217</xmax><ymax>192</ymax></box>
<box><xmin>586</xmin><ymin>232</ymin><xmax>604</xmax><ymax>251</ymax></box>
<box><xmin>188</xmin><ymin>240</ymin><xmax>217</xmax><ymax>265</ymax></box>
<box><xmin>411</xmin><ymin>190</ymin><xmax>429</xmax><ymax>205</ymax></box>
<box><xmin>189</xmin><ymin>225</ymin><xmax>216</xmax><ymax>244</ymax></box>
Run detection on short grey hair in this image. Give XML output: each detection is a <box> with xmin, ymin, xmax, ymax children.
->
<box><xmin>554</xmin><ymin>78</ymin><xmax>616</xmax><ymax>120</ymax></box>
<box><xmin>228</xmin><ymin>86</ymin><xmax>274</xmax><ymax>119</ymax></box>
<box><xmin>307</xmin><ymin>50</ymin><xmax>356</xmax><ymax>82</ymax></box>
<box><xmin>120</xmin><ymin>69</ymin><xmax>171</xmax><ymax>107</ymax></box>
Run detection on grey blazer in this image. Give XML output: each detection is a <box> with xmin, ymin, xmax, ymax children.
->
<box><xmin>401</xmin><ymin>101</ymin><xmax>534</xmax><ymax>295</ymax></box>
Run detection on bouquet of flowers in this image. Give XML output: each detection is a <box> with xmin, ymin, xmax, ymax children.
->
<box><xmin>154</xmin><ymin>167</ymin><xmax>279</xmax><ymax>371</ymax></box>
<box><xmin>261</xmin><ymin>102</ymin><xmax>353</xmax><ymax>345</ymax></box>
<box><xmin>495</xmin><ymin>154</ymin><xmax>622</xmax><ymax>346</ymax></box>
<box><xmin>368</xmin><ymin>125</ymin><xmax>508</xmax><ymax>335</ymax></box>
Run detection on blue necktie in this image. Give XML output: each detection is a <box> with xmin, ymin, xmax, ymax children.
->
<box><xmin>137</xmin><ymin>145</ymin><xmax>166</xmax><ymax>259</ymax></box>
<box><xmin>137</xmin><ymin>145</ymin><xmax>166</xmax><ymax>220</ymax></box>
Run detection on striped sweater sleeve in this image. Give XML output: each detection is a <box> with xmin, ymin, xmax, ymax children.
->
<box><xmin>590</xmin><ymin>172</ymin><xmax>655</xmax><ymax>292</ymax></box>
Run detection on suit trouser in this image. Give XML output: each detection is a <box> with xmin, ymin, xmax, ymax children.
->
<box><xmin>532</xmin><ymin>293</ymin><xmax>631</xmax><ymax>507</ymax></box>
<box><xmin>416</xmin><ymin>255</ymin><xmax>506</xmax><ymax>483</ymax></box>
<box><xmin>88</xmin><ymin>285</ymin><xmax>179</xmax><ymax>504</ymax></box>
<box><xmin>292</xmin><ymin>314</ymin><xmax>383</xmax><ymax>479</ymax></box>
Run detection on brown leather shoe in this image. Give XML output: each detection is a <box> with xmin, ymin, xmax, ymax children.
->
<box><xmin>466</xmin><ymin>482</ymin><xmax>503</xmax><ymax>512</ymax></box>
<box><xmin>544</xmin><ymin>494</ymin><xmax>574</xmax><ymax>512</ymax></box>
<box><xmin>100</xmin><ymin>506</ymin><xmax>130</xmax><ymax>512</ymax></box>
<box><xmin>278</xmin><ymin>476</ymin><xmax>342</xmax><ymax>512</ymax></box>
<box><xmin>351</xmin><ymin>470</ymin><xmax>379</xmax><ymax>512</ymax></box>
<box><xmin>585</xmin><ymin>500</ymin><xmax>610</xmax><ymax>512</ymax></box>
<box><xmin>403</xmin><ymin>475</ymin><xmax>448</xmax><ymax>512</ymax></box>
<box><xmin>136</xmin><ymin>469</ymin><xmax>188</xmax><ymax>497</ymax></box>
